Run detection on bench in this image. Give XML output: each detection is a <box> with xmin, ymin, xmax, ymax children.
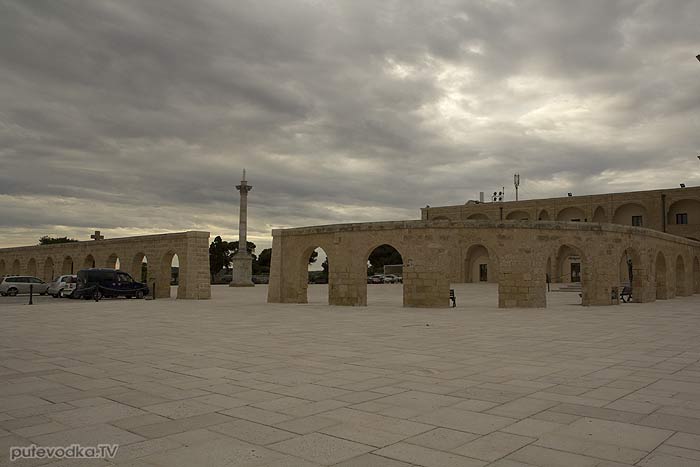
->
<box><xmin>449</xmin><ymin>289</ymin><xmax>456</xmax><ymax>307</ymax></box>
<box><xmin>620</xmin><ymin>286</ymin><xmax>632</xmax><ymax>303</ymax></box>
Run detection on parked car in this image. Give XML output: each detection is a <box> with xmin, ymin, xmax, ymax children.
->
<box><xmin>72</xmin><ymin>268</ymin><xmax>149</xmax><ymax>300</ymax></box>
<box><xmin>0</xmin><ymin>276</ymin><xmax>49</xmax><ymax>296</ymax></box>
<box><xmin>47</xmin><ymin>275</ymin><xmax>78</xmax><ymax>298</ymax></box>
<box><xmin>383</xmin><ymin>274</ymin><xmax>400</xmax><ymax>284</ymax></box>
<box><xmin>368</xmin><ymin>275</ymin><xmax>384</xmax><ymax>284</ymax></box>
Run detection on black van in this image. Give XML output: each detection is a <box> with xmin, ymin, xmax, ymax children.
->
<box><xmin>73</xmin><ymin>268</ymin><xmax>149</xmax><ymax>300</ymax></box>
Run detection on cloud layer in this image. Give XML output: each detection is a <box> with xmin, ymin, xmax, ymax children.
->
<box><xmin>1</xmin><ymin>0</ymin><xmax>699</xmax><ymax>249</ymax></box>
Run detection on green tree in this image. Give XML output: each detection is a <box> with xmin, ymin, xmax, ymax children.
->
<box><xmin>367</xmin><ymin>244</ymin><xmax>402</xmax><ymax>276</ymax></box>
<box><xmin>39</xmin><ymin>236</ymin><xmax>78</xmax><ymax>245</ymax></box>
<box><xmin>308</xmin><ymin>250</ymin><xmax>318</xmax><ymax>264</ymax></box>
<box><xmin>230</xmin><ymin>240</ymin><xmax>257</xmax><ymax>255</ymax></box>
<box><xmin>209</xmin><ymin>236</ymin><xmax>233</xmax><ymax>279</ymax></box>
<box><xmin>254</xmin><ymin>248</ymin><xmax>272</xmax><ymax>275</ymax></box>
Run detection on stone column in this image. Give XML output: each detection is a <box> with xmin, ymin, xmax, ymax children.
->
<box><xmin>230</xmin><ymin>170</ymin><xmax>254</xmax><ymax>287</ymax></box>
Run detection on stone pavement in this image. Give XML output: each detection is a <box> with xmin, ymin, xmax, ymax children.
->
<box><xmin>1</xmin><ymin>284</ymin><xmax>700</xmax><ymax>467</ymax></box>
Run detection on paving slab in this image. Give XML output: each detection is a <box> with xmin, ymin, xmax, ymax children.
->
<box><xmin>1</xmin><ymin>285</ymin><xmax>700</xmax><ymax>467</ymax></box>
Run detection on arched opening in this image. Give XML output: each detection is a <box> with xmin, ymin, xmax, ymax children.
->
<box><xmin>467</xmin><ymin>213</ymin><xmax>489</xmax><ymax>220</ymax></box>
<box><xmin>613</xmin><ymin>203</ymin><xmax>648</xmax><ymax>227</ymax></box>
<box><xmin>157</xmin><ymin>251</ymin><xmax>181</xmax><ymax>299</ymax></box>
<box><xmin>83</xmin><ymin>254</ymin><xmax>95</xmax><ymax>269</ymax></box>
<box><xmin>366</xmin><ymin>244</ymin><xmax>403</xmax><ymax>306</ymax></box>
<box><xmin>592</xmin><ymin>206</ymin><xmax>606</xmax><ymax>223</ymax></box>
<box><xmin>307</xmin><ymin>246</ymin><xmax>329</xmax><ymax>304</ymax></box>
<box><xmin>464</xmin><ymin>244</ymin><xmax>494</xmax><ymax>283</ymax></box>
<box><xmin>554</xmin><ymin>244</ymin><xmax>585</xmax><ymax>304</ymax></box>
<box><xmin>667</xmin><ymin>199</ymin><xmax>700</xmax><ymax>226</ymax></box>
<box><xmin>506</xmin><ymin>210</ymin><xmax>529</xmax><ymax>220</ymax></box>
<box><xmin>107</xmin><ymin>253</ymin><xmax>120</xmax><ymax>269</ymax></box>
<box><xmin>655</xmin><ymin>252</ymin><xmax>668</xmax><ymax>300</ymax></box>
<box><xmin>538</xmin><ymin>210</ymin><xmax>550</xmax><ymax>221</ymax></box>
<box><xmin>132</xmin><ymin>253</ymin><xmax>148</xmax><ymax>283</ymax></box>
<box><xmin>0</xmin><ymin>259</ymin><xmax>6</xmax><ymax>276</ymax></box>
<box><xmin>694</xmin><ymin>257</ymin><xmax>700</xmax><ymax>294</ymax></box>
<box><xmin>676</xmin><ymin>255</ymin><xmax>686</xmax><ymax>296</ymax></box>
<box><xmin>27</xmin><ymin>258</ymin><xmax>37</xmax><ymax>277</ymax></box>
<box><xmin>618</xmin><ymin>248</ymin><xmax>644</xmax><ymax>302</ymax></box>
<box><xmin>11</xmin><ymin>259</ymin><xmax>21</xmax><ymax>275</ymax></box>
<box><xmin>43</xmin><ymin>257</ymin><xmax>55</xmax><ymax>282</ymax></box>
<box><xmin>556</xmin><ymin>207</ymin><xmax>586</xmax><ymax>222</ymax></box>
<box><xmin>61</xmin><ymin>256</ymin><xmax>73</xmax><ymax>275</ymax></box>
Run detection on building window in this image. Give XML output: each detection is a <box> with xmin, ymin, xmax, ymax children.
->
<box><xmin>571</xmin><ymin>219</ymin><xmax>581</xmax><ymax>222</ymax></box>
<box><xmin>632</xmin><ymin>216</ymin><xmax>643</xmax><ymax>226</ymax></box>
<box><xmin>676</xmin><ymin>213</ymin><xmax>688</xmax><ymax>225</ymax></box>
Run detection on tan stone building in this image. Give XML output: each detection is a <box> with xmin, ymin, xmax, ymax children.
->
<box><xmin>0</xmin><ymin>231</ymin><xmax>211</xmax><ymax>299</ymax></box>
<box><xmin>268</xmin><ymin>186</ymin><xmax>700</xmax><ymax>309</ymax></box>
<box><xmin>421</xmin><ymin>186</ymin><xmax>700</xmax><ymax>285</ymax></box>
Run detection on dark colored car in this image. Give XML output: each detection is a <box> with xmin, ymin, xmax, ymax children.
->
<box><xmin>73</xmin><ymin>268</ymin><xmax>149</xmax><ymax>300</ymax></box>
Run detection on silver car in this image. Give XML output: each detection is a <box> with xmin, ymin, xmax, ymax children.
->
<box><xmin>0</xmin><ymin>276</ymin><xmax>50</xmax><ymax>296</ymax></box>
<box><xmin>47</xmin><ymin>275</ymin><xmax>78</xmax><ymax>298</ymax></box>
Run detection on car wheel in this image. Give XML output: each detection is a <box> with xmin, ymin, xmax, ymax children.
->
<box><xmin>93</xmin><ymin>289</ymin><xmax>103</xmax><ymax>301</ymax></box>
<box><xmin>136</xmin><ymin>290</ymin><xmax>144</xmax><ymax>299</ymax></box>
<box><xmin>58</xmin><ymin>289</ymin><xmax>65</xmax><ymax>298</ymax></box>
<box><xmin>8</xmin><ymin>288</ymin><xmax>18</xmax><ymax>297</ymax></box>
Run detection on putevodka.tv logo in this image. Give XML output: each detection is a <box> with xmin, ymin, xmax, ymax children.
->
<box><xmin>10</xmin><ymin>444</ymin><xmax>119</xmax><ymax>461</ymax></box>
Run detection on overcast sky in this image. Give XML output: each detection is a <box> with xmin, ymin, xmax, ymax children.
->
<box><xmin>1</xmin><ymin>0</ymin><xmax>699</xmax><ymax>250</ymax></box>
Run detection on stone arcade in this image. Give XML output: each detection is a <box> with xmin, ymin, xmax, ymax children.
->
<box><xmin>268</xmin><ymin>196</ymin><xmax>700</xmax><ymax>309</ymax></box>
<box><xmin>0</xmin><ymin>231</ymin><xmax>211</xmax><ymax>299</ymax></box>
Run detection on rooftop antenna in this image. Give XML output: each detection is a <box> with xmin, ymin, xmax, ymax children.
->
<box><xmin>514</xmin><ymin>174</ymin><xmax>520</xmax><ymax>201</ymax></box>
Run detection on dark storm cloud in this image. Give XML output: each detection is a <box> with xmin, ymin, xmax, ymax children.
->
<box><xmin>1</xmin><ymin>0</ymin><xmax>699</xmax><ymax>248</ymax></box>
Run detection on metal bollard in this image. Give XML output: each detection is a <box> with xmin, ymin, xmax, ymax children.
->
<box><xmin>28</xmin><ymin>284</ymin><xmax>33</xmax><ymax>305</ymax></box>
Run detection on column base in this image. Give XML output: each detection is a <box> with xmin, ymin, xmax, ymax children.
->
<box><xmin>229</xmin><ymin>253</ymin><xmax>254</xmax><ymax>287</ymax></box>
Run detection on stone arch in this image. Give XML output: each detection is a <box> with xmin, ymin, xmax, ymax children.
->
<box><xmin>557</xmin><ymin>207</ymin><xmax>586</xmax><ymax>222</ymax></box>
<box><xmin>467</xmin><ymin>213</ymin><xmax>489</xmax><ymax>220</ymax></box>
<box><xmin>554</xmin><ymin>244</ymin><xmax>584</xmax><ymax>284</ymax></box>
<box><xmin>43</xmin><ymin>257</ymin><xmax>55</xmax><ymax>282</ymax></box>
<box><xmin>296</xmin><ymin>244</ymin><xmax>333</xmax><ymax>304</ymax></box>
<box><xmin>82</xmin><ymin>254</ymin><xmax>96</xmax><ymax>269</ymax></box>
<box><xmin>106</xmin><ymin>253</ymin><xmax>120</xmax><ymax>269</ymax></box>
<box><xmin>592</xmin><ymin>206</ymin><xmax>606</xmax><ymax>223</ymax></box>
<box><xmin>132</xmin><ymin>252</ymin><xmax>148</xmax><ymax>283</ymax></box>
<box><xmin>554</xmin><ymin>244</ymin><xmax>586</xmax><ymax>303</ymax></box>
<box><xmin>365</xmin><ymin>243</ymin><xmax>404</xmax><ymax>306</ymax></box>
<box><xmin>506</xmin><ymin>210</ymin><xmax>529</xmax><ymax>220</ymax></box>
<box><xmin>675</xmin><ymin>255</ymin><xmax>687</xmax><ymax>296</ymax></box>
<box><xmin>694</xmin><ymin>256</ymin><xmax>700</xmax><ymax>294</ymax></box>
<box><xmin>614</xmin><ymin>203</ymin><xmax>648</xmax><ymax>226</ymax></box>
<box><xmin>538</xmin><ymin>209</ymin><xmax>550</xmax><ymax>221</ymax></box>
<box><xmin>464</xmin><ymin>244</ymin><xmax>496</xmax><ymax>283</ymax></box>
<box><xmin>655</xmin><ymin>252</ymin><xmax>668</xmax><ymax>300</ymax></box>
<box><xmin>27</xmin><ymin>258</ymin><xmax>38</xmax><ymax>277</ymax></box>
<box><xmin>0</xmin><ymin>259</ymin><xmax>5</xmax><ymax>276</ymax></box>
<box><xmin>667</xmin><ymin>198</ymin><xmax>700</xmax><ymax>225</ymax></box>
<box><xmin>158</xmin><ymin>250</ymin><xmax>183</xmax><ymax>299</ymax></box>
<box><xmin>11</xmin><ymin>259</ymin><xmax>21</xmax><ymax>275</ymax></box>
<box><xmin>61</xmin><ymin>256</ymin><xmax>74</xmax><ymax>275</ymax></box>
